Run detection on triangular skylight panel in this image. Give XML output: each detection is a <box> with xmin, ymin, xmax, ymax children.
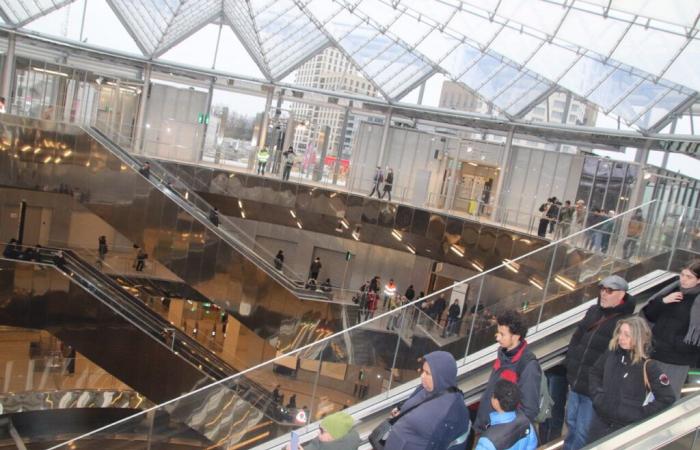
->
<box><xmin>0</xmin><ymin>0</ymin><xmax>76</xmax><ymax>26</ymax></box>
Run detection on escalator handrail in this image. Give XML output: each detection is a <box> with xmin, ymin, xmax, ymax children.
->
<box><xmin>84</xmin><ymin>125</ymin><xmax>334</xmax><ymax>302</ymax></box>
<box><xmin>58</xmin><ymin>247</ymin><xmax>297</xmax><ymax>420</ymax></box>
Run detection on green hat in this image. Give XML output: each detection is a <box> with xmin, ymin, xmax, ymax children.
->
<box><xmin>320</xmin><ymin>412</ymin><xmax>354</xmax><ymax>439</ymax></box>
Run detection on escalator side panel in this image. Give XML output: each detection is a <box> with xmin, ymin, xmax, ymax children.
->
<box><xmin>0</xmin><ymin>261</ymin><xmax>206</xmax><ymax>403</ymax></box>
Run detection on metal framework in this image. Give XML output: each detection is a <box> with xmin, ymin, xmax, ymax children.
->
<box><xmin>1</xmin><ymin>0</ymin><xmax>699</xmax><ymax>133</ymax></box>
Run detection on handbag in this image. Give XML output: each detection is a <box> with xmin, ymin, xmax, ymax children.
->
<box><xmin>368</xmin><ymin>387</ymin><xmax>459</xmax><ymax>450</ymax></box>
<box><xmin>642</xmin><ymin>359</ymin><xmax>655</xmax><ymax>406</ymax></box>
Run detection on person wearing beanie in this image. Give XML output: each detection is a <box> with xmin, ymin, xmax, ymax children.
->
<box><xmin>289</xmin><ymin>411</ymin><xmax>360</xmax><ymax>450</ymax></box>
<box><xmin>383</xmin><ymin>351</ymin><xmax>470</xmax><ymax>450</ymax></box>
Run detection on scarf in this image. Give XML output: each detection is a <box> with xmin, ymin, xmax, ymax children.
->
<box><xmin>682</xmin><ymin>284</ymin><xmax>700</xmax><ymax>346</ymax></box>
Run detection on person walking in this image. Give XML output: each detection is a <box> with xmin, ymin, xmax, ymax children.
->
<box><xmin>282</xmin><ymin>146</ymin><xmax>295</xmax><ymax>181</ymax></box>
<box><xmin>308</xmin><ymin>257</ymin><xmax>322</xmax><ymax>282</ymax></box>
<box><xmin>257</xmin><ymin>147</ymin><xmax>270</xmax><ymax>175</ymax></box>
<box><xmin>563</xmin><ymin>275</ymin><xmax>635</xmax><ymax>450</ymax></box>
<box><xmin>642</xmin><ymin>260</ymin><xmax>700</xmax><ymax>399</ymax></box>
<box><xmin>381</xmin><ymin>351</ymin><xmax>470</xmax><ymax>450</ymax></box>
<box><xmin>474</xmin><ymin>310</ymin><xmax>543</xmax><ymax>432</ymax></box>
<box><xmin>381</xmin><ymin>168</ymin><xmax>394</xmax><ymax>201</ymax></box>
<box><xmin>586</xmin><ymin>316</ymin><xmax>675</xmax><ymax>444</ymax></box>
<box><xmin>368</xmin><ymin>166</ymin><xmax>384</xmax><ymax>198</ymax></box>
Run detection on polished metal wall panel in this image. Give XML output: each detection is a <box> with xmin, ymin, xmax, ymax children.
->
<box><xmin>0</xmin><ymin>116</ymin><xmax>339</xmax><ymax>359</ymax></box>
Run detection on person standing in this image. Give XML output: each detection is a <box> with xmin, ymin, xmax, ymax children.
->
<box><xmin>563</xmin><ymin>275</ymin><xmax>635</xmax><ymax>450</ymax></box>
<box><xmin>381</xmin><ymin>168</ymin><xmax>394</xmax><ymax>201</ymax></box>
<box><xmin>383</xmin><ymin>278</ymin><xmax>397</xmax><ymax>310</ymax></box>
<box><xmin>97</xmin><ymin>235</ymin><xmax>108</xmax><ymax>264</ymax></box>
<box><xmin>138</xmin><ymin>162</ymin><xmax>151</xmax><ymax>178</ymax></box>
<box><xmin>443</xmin><ymin>300</ymin><xmax>461</xmax><ymax>338</ymax></box>
<box><xmin>135</xmin><ymin>247</ymin><xmax>147</xmax><ymax>272</ymax></box>
<box><xmin>308</xmin><ymin>257</ymin><xmax>322</xmax><ymax>282</ymax></box>
<box><xmin>208</xmin><ymin>207</ymin><xmax>220</xmax><ymax>227</ymax></box>
<box><xmin>475</xmin><ymin>380</ymin><xmax>537</xmax><ymax>450</ymax></box>
<box><xmin>274</xmin><ymin>250</ymin><xmax>284</xmax><ymax>271</ymax></box>
<box><xmin>430</xmin><ymin>295</ymin><xmax>447</xmax><ymax>327</ymax></box>
<box><xmin>282</xmin><ymin>146</ymin><xmax>295</xmax><ymax>181</ymax></box>
<box><xmin>587</xmin><ymin>317</ymin><xmax>675</xmax><ymax>444</ymax></box>
<box><xmin>555</xmin><ymin>200</ymin><xmax>574</xmax><ymax>239</ymax></box>
<box><xmin>257</xmin><ymin>147</ymin><xmax>270</xmax><ymax>175</ymax></box>
<box><xmin>547</xmin><ymin>198</ymin><xmax>561</xmax><ymax>235</ymax></box>
<box><xmin>623</xmin><ymin>210</ymin><xmax>644</xmax><ymax>259</ymax></box>
<box><xmin>474</xmin><ymin>310</ymin><xmax>542</xmax><ymax>432</ymax></box>
<box><xmin>0</xmin><ymin>97</ymin><xmax>6</xmax><ymax>113</ymax></box>
<box><xmin>537</xmin><ymin>198</ymin><xmax>552</xmax><ymax>238</ymax></box>
<box><xmin>368</xmin><ymin>166</ymin><xmax>384</xmax><ymax>198</ymax></box>
<box><xmin>405</xmin><ymin>285</ymin><xmax>416</xmax><ymax>303</ymax></box>
<box><xmin>642</xmin><ymin>261</ymin><xmax>700</xmax><ymax>399</ymax></box>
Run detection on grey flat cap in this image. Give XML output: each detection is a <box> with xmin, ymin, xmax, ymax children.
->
<box><xmin>600</xmin><ymin>275</ymin><xmax>628</xmax><ymax>291</ymax></box>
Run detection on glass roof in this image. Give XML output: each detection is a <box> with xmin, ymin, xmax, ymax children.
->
<box><xmin>3</xmin><ymin>0</ymin><xmax>699</xmax><ymax>132</ymax></box>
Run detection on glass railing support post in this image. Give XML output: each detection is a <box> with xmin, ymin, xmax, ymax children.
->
<box><xmin>537</xmin><ymin>242</ymin><xmax>558</xmax><ymax>331</ymax></box>
<box><xmin>463</xmin><ymin>276</ymin><xmax>485</xmax><ymax>361</ymax></box>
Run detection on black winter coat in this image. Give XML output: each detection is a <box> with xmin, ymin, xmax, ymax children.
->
<box><xmin>566</xmin><ymin>294</ymin><xmax>635</xmax><ymax>396</ymax></box>
<box><xmin>589</xmin><ymin>348</ymin><xmax>675</xmax><ymax>427</ymax></box>
<box><xmin>642</xmin><ymin>279</ymin><xmax>700</xmax><ymax>366</ymax></box>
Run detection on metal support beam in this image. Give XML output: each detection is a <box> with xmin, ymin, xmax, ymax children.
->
<box><xmin>0</xmin><ymin>32</ymin><xmax>15</xmax><ymax>108</ymax></box>
<box><xmin>376</xmin><ymin>110</ymin><xmax>392</xmax><ymax>167</ymax></box>
<box><xmin>490</xmin><ymin>128</ymin><xmax>514</xmax><ymax>221</ymax></box>
<box><xmin>133</xmin><ymin>62</ymin><xmax>151</xmax><ymax>154</ymax></box>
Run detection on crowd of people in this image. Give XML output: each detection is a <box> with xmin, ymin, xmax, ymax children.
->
<box><xmin>536</xmin><ymin>198</ymin><xmax>647</xmax><ymax>258</ymax></box>
<box><xmin>294</xmin><ymin>265</ymin><xmax>699</xmax><ymax>450</ymax></box>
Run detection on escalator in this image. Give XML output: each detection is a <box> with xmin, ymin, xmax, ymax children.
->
<box><xmin>0</xmin><ymin>247</ymin><xmax>303</xmax><ymax>447</ymax></box>
<box><xmin>0</xmin><ymin>115</ymin><xmax>348</xmax><ymax>363</ymax></box>
<box><xmin>35</xmin><ymin>226</ymin><xmax>697</xmax><ymax>450</ymax></box>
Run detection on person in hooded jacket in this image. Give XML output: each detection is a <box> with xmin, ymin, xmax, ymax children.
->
<box><xmin>384</xmin><ymin>351</ymin><xmax>470</xmax><ymax>450</ymax></box>
<box><xmin>587</xmin><ymin>316</ymin><xmax>675</xmax><ymax>444</ymax></box>
<box><xmin>563</xmin><ymin>275</ymin><xmax>635</xmax><ymax>450</ymax></box>
<box><xmin>642</xmin><ymin>260</ymin><xmax>700</xmax><ymax>399</ymax></box>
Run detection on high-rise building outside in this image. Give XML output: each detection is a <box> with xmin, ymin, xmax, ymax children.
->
<box><xmin>290</xmin><ymin>48</ymin><xmax>378</xmax><ymax>159</ymax></box>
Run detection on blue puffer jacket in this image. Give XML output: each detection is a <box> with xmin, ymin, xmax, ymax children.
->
<box><xmin>384</xmin><ymin>351</ymin><xmax>470</xmax><ymax>450</ymax></box>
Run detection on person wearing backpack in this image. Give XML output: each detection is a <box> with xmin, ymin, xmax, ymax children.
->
<box><xmin>474</xmin><ymin>311</ymin><xmax>544</xmax><ymax>433</ymax></box>
<box><xmin>563</xmin><ymin>275</ymin><xmax>635</xmax><ymax>450</ymax></box>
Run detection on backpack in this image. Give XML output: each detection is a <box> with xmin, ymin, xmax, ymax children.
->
<box><xmin>509</xmin><ymin>352</ymin><xmax>553</xmax><ymax>423</ymax></box>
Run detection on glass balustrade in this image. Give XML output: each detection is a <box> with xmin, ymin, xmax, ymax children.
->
<box><xmin>37</xmin><ymin>198</ymin><xmax>700</xmax><ymax>449</ymax></box>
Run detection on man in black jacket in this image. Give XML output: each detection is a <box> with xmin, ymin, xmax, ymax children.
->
<box><xmin>563</xmin><ymin>275</ymin><xmax>634</xmax><ymax>450</ymax></box>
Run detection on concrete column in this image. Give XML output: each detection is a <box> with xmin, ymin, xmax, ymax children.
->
<box><xmin>133</xmin><ymin>63</ymin><xmax>151</xmax><ymax>154</ymax></box>
<box><xmin>490</xmin><ymin>128</ymin><xmax>515</xmax><ymax>221</ymax></box>
<box><xmin>167</xmin><ymin>298</ymin><xmax>185</xmax><ymax>327</ymax></box>
<box><xmin>0</xmin><ymin>33</ymin><xmax>15</xmax><ymax>109</ymax></box>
